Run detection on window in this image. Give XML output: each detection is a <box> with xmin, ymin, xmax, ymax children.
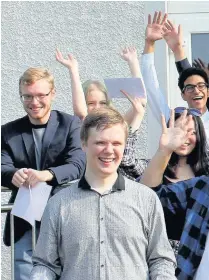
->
<box><xmin>191</xmin><ymin>33</ymin><xmax>209</xmax><ymax>63</ymax></box>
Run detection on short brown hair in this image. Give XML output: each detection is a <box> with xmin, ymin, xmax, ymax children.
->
<box><xmin>80</xmin><ymin>107</ymin><xmax>128</xmax><ymax>143</ymax></box>
<box><xmin>19</xmin><ymin>67</ymin><xmax>54</xmax><ymax>92</ymax></box>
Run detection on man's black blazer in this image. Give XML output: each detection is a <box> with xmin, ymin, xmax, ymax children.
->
<box><xmin>1</xmin><ymin>110</ymin><xmax>86</xmax><ymax>246</ymax></box>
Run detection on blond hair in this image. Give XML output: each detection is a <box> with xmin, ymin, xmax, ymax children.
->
<box><xmin>80</xmin><ymin>107</ymin><xmax>128</xmax><ymax>143</ymax></box>
<box><xmin>19</xmin><ymin>67</ymin><xmax>54</xmax><ymax>92</ymax></box>
<box><xmin>82</xmin><ymin>80</ymin><xmax>111</xmax><ymax>106</ymax></box>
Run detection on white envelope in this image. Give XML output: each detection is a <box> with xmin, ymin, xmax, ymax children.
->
<box><xmin>104</xmin><ymin>77</ymin><xmax>146</xmax><ymax>99</ymax></box>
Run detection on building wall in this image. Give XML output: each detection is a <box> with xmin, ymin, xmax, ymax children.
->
<box><xmin>1</xmin><ymin>2</ymin><xmax>147</xmax><ymax>279</ymax></box>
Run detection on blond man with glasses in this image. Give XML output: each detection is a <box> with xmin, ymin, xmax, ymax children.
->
<box><xmin>1</xmin><ymin>67</ymin><xmax>86</xmax><ymax>280</ymax></box>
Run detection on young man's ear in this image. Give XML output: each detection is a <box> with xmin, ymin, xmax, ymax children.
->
<box><xmin>181</xmin><ymin>91</ymin><xmax>187</xmax><ymax>101</ymax></box>
<box><xmin>51</xmin><ymin>88</ymin><xmax>56</xmax><ymax>100</ymax></box>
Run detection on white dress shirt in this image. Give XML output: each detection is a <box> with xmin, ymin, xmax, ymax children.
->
<box><xmin>201</xmin><ymin>109</ymin><xmax>209</xmax><ymax>144</ymax></box>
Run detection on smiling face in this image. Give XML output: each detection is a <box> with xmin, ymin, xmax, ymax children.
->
<box><xmin>182</xmin><ymin>75</ymin><xmax>209</xmax><ymax>114</ymax></box>
<box><xmin>20</xmin><ymin>79</ymin><xmax>55</xmax><ymax>124</ymax></box>
<box><xmin>82</xmin><ymin>124</ymin><xmax>126</xmax><ymax>178</ymax></box>
<box><xmin>86</xmin><ymin>84</ymin><xmax>108</xmax><ymax>113</ymax></box>
<box><xmin>175</xmin><ymin>118</ymin><xmax>197</xmax><ymax>156</ymax></box>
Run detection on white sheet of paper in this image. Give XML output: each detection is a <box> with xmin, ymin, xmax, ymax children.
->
<box><xmin>11</xmin><ymin>185</ymin><xmax>35</xmax><ymax>226</ymax></box>
<box><xmin>31</xmin><ymin>182</ymin><xmax>52</xmax><ymax>221</ymax></box>
<box><xmin>104</xmin><ymin>78</ymin><xmax>146</xmax><ymax>99</ymax></box>
<box><xmin>11</xmin><ymin>182</ymin><xmax>52</xmax><ymax>226</ymax></box>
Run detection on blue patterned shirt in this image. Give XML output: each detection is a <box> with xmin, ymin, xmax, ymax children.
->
<box><xmin>155</xmin><ymin>176</ymin><xmax>209</xmax><ymax>280</ymax></box>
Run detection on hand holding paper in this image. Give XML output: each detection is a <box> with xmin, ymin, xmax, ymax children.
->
<box><xmin>120</xmin><ymin>89</ymin><xmax>147</xmax><ymax>114</ymax></box>
<box><xmin>26</xmin><ymin>169</ymin><xmax>54</xmax><ymax>187</ymax></box>
<box><xmin>11</xmin><ymin>168</ymin><xmax>28</xmax><ymax>188</ymax></box>
<box><xmin>120</xmin><ymin>89</ymin><xmax>147</xmax><ymax>132</ymax></box>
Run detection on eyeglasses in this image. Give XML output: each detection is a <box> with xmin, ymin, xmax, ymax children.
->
<box><xmin>182</xmin><ymin>82</ymin><xmax>208</xmax><ymax>93</ymax></box>
<box><xmin>174</xmin><ymin>107</ymin><xmax>201</xmax><ymax>117</ymax></box>
<box><xmin>20</xmin><ymin>91</ymin><xmax>51</xmax><ymax>102</ymax></box>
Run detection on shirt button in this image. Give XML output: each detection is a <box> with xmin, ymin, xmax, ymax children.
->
<box><xmin>101</xmin><ymin>241</ymin><xmax>104</xmax><ymax>244</ymax></box>
<box><xmin>100</xmin><ymin>218</ymin><xmax>103</xmax><ymax>221</ymax></box>
<box><xmin>101</xmin><ymin>264</ymin><xmax>104</xmax><ymax>268</ymax></box>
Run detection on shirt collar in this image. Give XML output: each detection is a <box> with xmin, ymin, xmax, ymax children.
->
<box><xmin>201</xmin><ymin>109</ymin><xmax>209</xmax><ymax>122</ymax></box>
<box><xmin>78</xmin><ymin>172</ymin><xmax>125</xmax><ymax>191</ymax></box>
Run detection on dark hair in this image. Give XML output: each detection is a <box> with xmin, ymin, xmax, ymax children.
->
<box><xmin>80</xmin><ymin>107</ymin><xmax>128</xmax><ymax>144</ymax></box>
<box><xmin>178</xmin><ymin>67</ymin><xmax>209</xmax><ymax>91</ymax></box>
<box><xmin>164</xmin><ymin>113</ymin><xmax>209</xmax><ymax>179</ymax></box>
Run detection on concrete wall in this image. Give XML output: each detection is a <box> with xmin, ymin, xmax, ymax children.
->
<box><xmin>1</xmin><ymin>1</ymin><xmax>147</xmax><ymax>279</ymax></box>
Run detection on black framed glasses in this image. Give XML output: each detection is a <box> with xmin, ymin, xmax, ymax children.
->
<box><xmin>20</xmin><ymin>90</ymin><xmax>51</xmax><ymax>102</ymax></box>
<box><xmin>174</xmin><ymin>107</ymin><xmax>201</xmax><ymax>117</ymax></box>
<box><xmin>182</xmin><ymin>82</ymin><xmax>208</xmax><ymax>93</ymax></box>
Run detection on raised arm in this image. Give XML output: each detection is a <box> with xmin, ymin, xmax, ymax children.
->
<box><xmin>144</xmin><ymin>11</ymin><xmax>167</xmax><ymax>53</ymax></box>
<box><xmin>55</xmin><ymin>49</ymin><xmax>88</xmax><ymax>120</ymax></box>
<box><xmin>120</xmin><ymin>46</ymin><xmax>149</xmax><ymax>128</ymax></box>
<box><xmin>141</xmin><ymin>11</ymin><xmax>170</xmax><ymax>123</ymax></box>
<box><xmin>140</xmin><ymin>110</ymin><xmax>190</xmax><ymax>187</ymax></box>
<box><xmin>120</xmin><ymin>46</ymin><xmax>141</xmax><ymax>78</ymax></box>
<box><xmin>120</xmin><ymin>89</ymin><xmax>147</xmax><ymax>132</ymax></box>
<box><xmin>163</xmin><ymin>20</ymin><xmax>191</xmax><ymax>73</ymax></box>
<box><xmin>118</xmin><ymin>91</ymin><xmax>149</xmax><ymax>180</ymax></box>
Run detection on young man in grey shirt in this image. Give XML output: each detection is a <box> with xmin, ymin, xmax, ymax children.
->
<box><xmin>30</xmin><ymin>107</ymin><xmax>177</xmax><ymax>280</ymax></box>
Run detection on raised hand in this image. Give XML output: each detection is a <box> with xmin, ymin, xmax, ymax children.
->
<box><xmin>120</xmin><ymin>47</ymin><xmax>138</xmax><ymax>63</ymax></box>
<box><xmin>55</xmin><ymin>48</ymin><xmax>78</xmax><ymax>72</ymax></box>
<box><xmin>163</xmin><ymin>20</ymin><xmax>183</xmax><ymax>53</ymax></box>
<box><xmin>120</xmin><ymin>90</ymin><xmax>147</xmax><ymax>116</ymax></box>
<box><xmin>145</xmin><ymin>11</ymin><xmax>168</xmax><ymax>43</ymax></box>
<box><xmin>193</xmin><ymin>58</ymin><xmax>209</xmax><ymax>77</ymax></box>
<box><xmin>56</xmin><ymin>49</ymin><xmax>88</xmax><ymax>119</ymax></box>
<box><xmin>120</xmin><ymin>46</ymin><xmax>141</xmax><ymax>78</ymax></box>
<box><xmin>159</xmin><ymin>110</ymin><xmax>191</xmax><ymax>153</ymax></box>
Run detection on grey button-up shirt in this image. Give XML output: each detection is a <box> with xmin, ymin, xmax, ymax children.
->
<box><xmin>30</xmin><ymin>174</ymin><xmax>177</xmax><ymax>280</ymax></box>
